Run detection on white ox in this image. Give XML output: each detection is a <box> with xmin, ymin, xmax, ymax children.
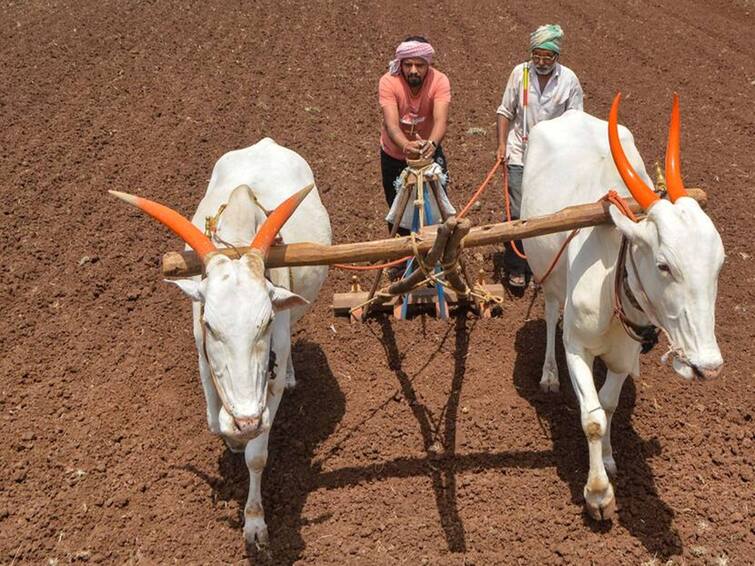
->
<box><xmin>521</xmin><ymin>95</ymin><xmax>724</xmax><ymax>520</ymax></box>
<box><xmin>111</xmin><ymin>138</ymin><xmax>331</xmax><ymax>544</ymax></box>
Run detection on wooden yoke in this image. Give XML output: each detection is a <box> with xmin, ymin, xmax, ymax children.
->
<box><xmin>161</xmin><ymin>188</ymin><xmax>707</xmax><ymax>278</ymax></box>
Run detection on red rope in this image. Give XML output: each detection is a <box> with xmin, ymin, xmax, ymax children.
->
<box><xmin>502</xmin><ymin>164</ymin><xmax>528</xmax><ymax>260</ymax></box>
<box><xmin>457</xmin><ymin>158</ymin><xmax>502</xmax><ymax>218</ymax></box>
<box><xmin>535</xmin><ymin>190</ymin><xmax>638</xmax><ymax>286</ymax></box>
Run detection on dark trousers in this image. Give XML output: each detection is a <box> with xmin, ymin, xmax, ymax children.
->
<box><xmin>504</xmin><ymin>164</ymin><xmax>530</xmax><ymax>276</ymax></box>
<box><xmin>381</xmin><ymin>146</ymin><xmax>448</xmax><ymax>236</ymax></box>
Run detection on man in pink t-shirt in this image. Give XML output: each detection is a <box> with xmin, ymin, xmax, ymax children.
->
<box><xmin>379</xmin><ymin>36</ymin><xmax>451</xmax><ymax>235</ymax></box>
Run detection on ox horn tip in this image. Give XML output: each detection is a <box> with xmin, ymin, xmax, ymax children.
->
<box><xmin>108</xmin><ymin>190</ymin><xmax>139</xmax><ymax>206</ymax></box>
<box><xmin>287</xmin><ymin>182</ymin><xmax>316</xmax><ymax>209</ymax></box>
<box><xmin>297</xmin><ymin>182</ymin><xmax>315</xmax><ymax>198</ymax></box>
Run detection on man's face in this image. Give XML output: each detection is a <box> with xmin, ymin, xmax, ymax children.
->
<box><xmin>531</xmin><ymin>48</ymin><xmax>558</xmax><ymax>75</ymax></box>
<box><xmin>401</xmin><ymin>57</ymin><xmax>429</xmax><ymax>88</ymax></box>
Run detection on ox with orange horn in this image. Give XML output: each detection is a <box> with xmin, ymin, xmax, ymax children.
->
<box><xmin>520</xmin><ymin>93</ymin><xmax>725</xmax><ymax>522</ymax></box>
<box><xmin>109</xmin><ymin>138</ymin><xmax>332</xmax><ymax>547</ymax></box>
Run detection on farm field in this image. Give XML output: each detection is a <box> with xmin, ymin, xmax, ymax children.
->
<box><xmin>1</xmin><ymin>1</ymin><xmax>753</xmax><ymax>563</ymax></box>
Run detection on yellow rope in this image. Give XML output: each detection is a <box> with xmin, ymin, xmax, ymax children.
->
<box><xmin>408</xmin><ymin>232</ymin><xmax>433</xmax><ymax>277</ymax></box>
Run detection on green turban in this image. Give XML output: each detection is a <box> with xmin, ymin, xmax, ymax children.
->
<box><xmin>530</xmin><ymin>24</ymin><xmax>564</xmax><ymax>54</ymax></box>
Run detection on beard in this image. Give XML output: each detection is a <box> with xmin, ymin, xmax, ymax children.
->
<box><xmin>406</xmin><ymin>73</ymin><xmax>423</xmax><ymax>87</ymax></box>
<box><xmin>534</xmin><ymin>63</ymin><xmax>556</xmax><ymax>75</ymax></box>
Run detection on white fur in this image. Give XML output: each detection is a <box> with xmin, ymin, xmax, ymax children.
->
<box><xmin>521</xmin><ymin>110</ymin><xmax>724</xmax><ymax>520</ymax></box>
<box><xmin>172</xmin><ymin>138</ymin><xmax>331</xmax><ymax>545</ymax></box>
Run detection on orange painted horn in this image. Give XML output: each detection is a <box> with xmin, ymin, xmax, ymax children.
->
<box><xmin>250</xmin><ymin>183</ymin><xmax>314</xmax><ymax>257</ymax></box>
<box><xmin>665</xmin><ymin>93</ymin><xmax>688</xmax><ymax>202</ymax></box>
<box><xmin>109</xmin><ymin>190</ymin><xmax>217</xmax><ymax>262</ymax></box>
<box><xmin>608</xmin><ymin>93</ymin><xmax>659</xmax><ymax>210</ymax></box>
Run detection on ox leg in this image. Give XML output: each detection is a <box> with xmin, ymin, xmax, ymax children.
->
<box><xmin>243</xmin><ymin>386</ymin><xmax>283</xmax><ymax>548</ymax></box>
<box><xmin>598</xmin><ymin>369</ymin><xmax>628</xmax><ymax>479</ymax></box>
<box><xmin>565</xmin><ymin>347</ymin><xmax>615</xmax><ymax>521</ymax></box>
<box><xmin>540</xmin><ymin>293</ymin><xmax>560</xmax><ymax>393</ymax></box>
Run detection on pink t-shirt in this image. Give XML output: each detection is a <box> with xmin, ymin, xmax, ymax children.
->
<box><xmin>379</xmin><ymin>68</ymin><xmax>451</xmax><ymax>160</ymax></box>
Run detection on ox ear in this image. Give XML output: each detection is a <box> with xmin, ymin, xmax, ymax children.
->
<box><xmin>609</xmin><ymin>205</ymin><xmax>655</xmax><ymax>248</ymax></box>
<box><xmin>266</xmin><ymin>281</ymin><xmax>309</xmax><ymax>313</ymax></box>
<box><xmin>165</xmin><ymin>278</ymin><xmax>205</xmax><ymax>302</ymax></box>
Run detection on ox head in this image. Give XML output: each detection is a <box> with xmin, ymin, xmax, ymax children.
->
<box><xmin>110</xmin><ymin>186</ymin><xmax>312</xmax><ymax>440</ymax></box>
<box><xmin>607</xmin><ymin>94</ymin><xmax>725</xmax><ymax>380</ymax></box>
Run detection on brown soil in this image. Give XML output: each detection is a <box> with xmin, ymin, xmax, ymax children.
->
<box><xmin>1</xmin><ymin>1</ymin><xmax>753</xmax><ymax>564</ymax></box>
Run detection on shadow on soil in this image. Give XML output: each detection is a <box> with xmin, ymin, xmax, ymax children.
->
<box><xmin>370</xmin><ymin>311</ymin><xmax>473</xmax><ymax>553</ymax></box>
<box><xmin>513</xmin><ymin>319</ymin><xmax>682</xmax><ymax>558</ymax></box>
<box><xmin>192</xmin><ymin>314</ymin><xmax>680</xmax><ymax>561</ymax></box>
<box><xmin>186</xmin><ymin>339</ymin><xmax>345</xmax><ymax>565</ymax></box>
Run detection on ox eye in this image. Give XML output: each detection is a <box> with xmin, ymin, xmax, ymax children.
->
<box><xmin>657</xmin><ymin>263</ymin><xmax>671</xmax><ymax>274</ymax></box>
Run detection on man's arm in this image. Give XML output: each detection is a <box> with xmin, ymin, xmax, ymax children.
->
<box><xmin>495</xmin><ymin>67</ymin><xmax>519</xmax><ymax>161</ymax></box>
<box><xmin>420</xmin><ymin>99</ymin><xmax>449</xmax><ymax>158</ymax></box>
<box><xmin>382</xmin><ymin>104</ymin><xmax>424</xmax><ymax>158</ymax></box>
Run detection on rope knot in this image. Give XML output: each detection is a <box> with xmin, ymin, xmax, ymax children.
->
<box><xmin>603</xmin><ymin>190</ymin><xmax>639</xmax><ymax>222</ymax></box>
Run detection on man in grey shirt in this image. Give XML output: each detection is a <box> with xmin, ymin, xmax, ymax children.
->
<box><xmin>496</xmin><ymin>24</ymin><xmax>583</xmax><ymax>287</ymax></box>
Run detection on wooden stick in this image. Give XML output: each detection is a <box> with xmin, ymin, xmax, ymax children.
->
<box><xmin>161</xmin><ymin>188</ymin><xmax>707</xmax><ymax>277</ymax></box>
<box><xmin>429</xmin><ymin>178</ymin><xmax>477</xmax><ymax>305</ymax></box>
<box><xmin>387</xmin><ymin>217</ymin><xmax>453</xmax><ymax>295</ymax></box>
<box><xmin>441</xmin><ymin>217</ymin><xmax>471</xmax><ymax>295</ymax></box>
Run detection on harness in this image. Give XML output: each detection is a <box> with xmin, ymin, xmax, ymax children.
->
<box><xmin>613</xmin><ymin>236</ymin><xmax>660</xmax><ymax>353</ymax></box>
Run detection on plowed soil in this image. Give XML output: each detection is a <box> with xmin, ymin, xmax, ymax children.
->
<box><xmin>1</xmin><ymin>1</ymin><xmax>753</xmax><ymax>564</ymax></box>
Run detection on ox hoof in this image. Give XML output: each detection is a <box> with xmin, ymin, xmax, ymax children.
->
<box><xmin>540</xmin><ymin>375</ymin><xmax>558</xmax><ymax>393</ymax></box>
<box><xmin>584</xmin><ymin>483</ymin><xmax>616</xmax><ymax>522</ymax></box>
<box><xmin>244</xmin><ymin>518</ymin><xmax>270</xmax><ymax>549</ymax></box>
<box><xmin>207</xmin><ymin>417</ymin><xmax>221</xmax><ymax>436</ymax></box>
<box><xmin>539</xmin><ymin>378</ymin><xmax>560</xmax><ymax>393</ymax></box>
<box><xmin>539</xmin><ymin>364</ymin><xmax>559</xmax><ymax>393</ymax></box>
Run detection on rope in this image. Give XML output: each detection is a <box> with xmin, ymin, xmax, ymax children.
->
<box><xmin>348</xmin><ymin>252</ymin><xmax>463</xmax><ymax>316</ymax></box>
<box><xmin>457</xmin><ymin>158</ymin><xmax>502</xmax><ymax>218</ymax></box>
<box><xmin>534</xmin><ymin>190</ymin><xmax>638</xmax><ymax>287</ymax></box>
<box><xmin>532</xmin><ymin>228</ymin><xmax>581</xmax><ymax>286</ymax></box>
<box><xmin>502</xmin><ymin>164</ymin><xmax>528</xmax><ymax>260</ymax></box>
<box><xmin>409</xmin><ymin>232</ymin><xmax>432</xmax><ymax>277</ymax></box>
<box><xmin>334</xmin><ymin>255</ymin><xmax>411</xmax><ymax>271</ymax></box>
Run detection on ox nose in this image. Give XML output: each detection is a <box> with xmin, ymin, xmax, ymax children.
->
<box><xmin>234</xmin><ymin>416</ymin><xmax>262</xmax><ymax>435</ymax></box>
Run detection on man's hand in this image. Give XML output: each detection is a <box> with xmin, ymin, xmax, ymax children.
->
<box><xmin>403</xmin><ymin>140</ymin><xmax>425</xmax><ymax>158</ymax></box>
<box><xmin>419</xmin><ymin>139</ymin><xmax>436</xmax><ymax>159</ymax></box>
<box><xmin>496</xmin><ymin>145</ymin><xmax>507</xmax><ymax>162</ymax></box>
